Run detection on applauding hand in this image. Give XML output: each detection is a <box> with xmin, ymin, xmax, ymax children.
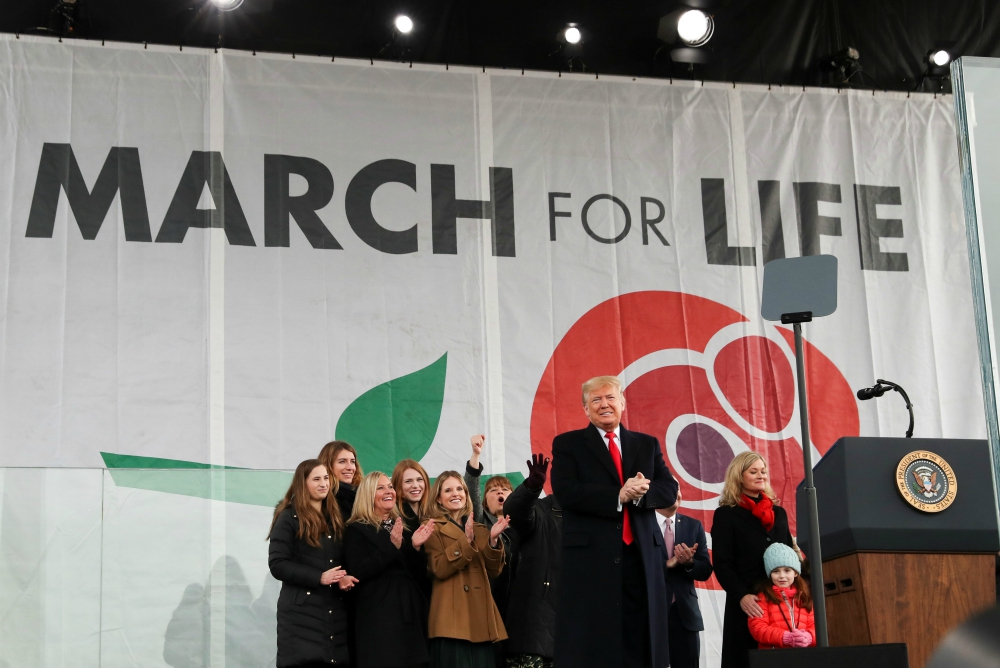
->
<box><xmin>320</xmin><ymin>566</ymin><xmax>345</xmax><ymax>586</ymax></box>
<box><xmin>338</xmin><ymin>575</ymin><xmax>358</xmax><ymax>591</ymax></box>
<box><xmin>489</xmin><ymin>515</ymin><xmax>510</xmax><ymax>548</ymax></box>
<box><xmin>411</xmin><ymin>519</ymin><xmax>435</xmax><ymax>550</ymax></box>
<box><xmin>673</xmin><ymin>542</ymin><xmax>697</xmax><ymax>565</ymax></box>
<box><xmin>465</xmin><ymin>515</ymin><xmax>476</xmax><ymax>544</ymax></box>
<box><xmin>389</xmin><ymin>517</ymin><xmax>404</xmax><ymax>549</ymax></box>
<box><xmin>619</xmin><ymin>472</ymin><xmax>651</xmax><ymax>503</ymax></box>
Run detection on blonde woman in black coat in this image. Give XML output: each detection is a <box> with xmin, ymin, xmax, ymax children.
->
<box><xmin>711</xmin><ymin>452</ymin><xmax>795</xmax><ymax>668</ymax></box>
<box><xmin>268</xmin><ymin>459</ymin><xmax>358</xmax><ymax>667</ymax></box>
<box><xmin>345</xmin><ymin>471</ymin><xmax>436</xmax><ymax>668</ymax></box>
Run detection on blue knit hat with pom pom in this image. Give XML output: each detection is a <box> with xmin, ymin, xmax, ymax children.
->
<box><xmin>763</xmin><ymin>543</ymin><xmax>801</xmax><ymax>576</ymax></box>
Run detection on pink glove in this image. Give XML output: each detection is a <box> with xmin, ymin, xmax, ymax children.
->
<box><xmin>781</xmin><ymin>631</ymin><xmax>796</xmax><ymax>647</ymax></box>
<box><xmin>792</xmin><ymin>630</ymin><xmax>812</xmax><ymax>647</ymax></box>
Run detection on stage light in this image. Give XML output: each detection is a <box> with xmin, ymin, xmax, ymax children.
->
<box><xmin>564</xmin><ymin>25</ymin><xmax>582</xmax><ymax>45</ymax></box>
<box><xmin>395</xmin><ymin>15</ymin><xmax>413</xmax><ymax>34</ymax></box>
<box><xmin>210</xmin><ymin>0</ymin><xmax>243</xmax><ymax>10</ymax></box>
<box><xmin>929</xmin><ymin>49</ymin><xmax>951</xmax><ymax>67</ymax></box>
<box><xmin>676</xmin><ymin>9</ymin><xmax>713</xmax><ymax>47</ymax></box>
<box><xmin>657</xmin><ymin>7</ymin><xmax>715</xmax><ymax>63</ymax></box>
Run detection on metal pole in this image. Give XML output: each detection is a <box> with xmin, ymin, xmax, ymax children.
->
<box><xmin>794</xmin><ymin>322</ymin><xmax>829</xmax><ymax>647</ymax></box>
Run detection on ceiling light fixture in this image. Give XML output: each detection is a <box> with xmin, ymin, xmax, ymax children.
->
<box><xmin>676</xmin><ymin>9</ymin><xmax>713</xmax><ymax>47</ymax></box>
<box><xmin>210</xmin><ymin>0</ymin><xmax>244</xmax><ymax>11</ymax></box>
<box><xmin>394</xmin><ymin>15</ymin><xmax>414</xmax><ymax>34</ymax></box>
<box><xmin>929</xmin><ymin>49</ymin><xmax>951</xmax><ymax>68</ymax></box>
<box><xmin>657</xmin><ymin>6</ymin><xmax>715</xmax><ymax>65</ymax></box>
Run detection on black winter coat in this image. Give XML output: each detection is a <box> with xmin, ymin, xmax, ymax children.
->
<box><xmin>343</xmin><ymin>522</ymin><xmax>429</xmax><ymax>668</ymax></box>
<box><xmin>711</xmin><ymin>502</ymin><xmax>794</xmax><ymax>668</ymax></box>
<box><xmin>336</xmin><ymin>484</ymin><xmax>357</xmax><ymax>519</ymax></box>
<box><xmin>551</xmin><ymin>424</ymin><xmax>678</xmax><ymax>668</ymax></box>
<box><xmin>268</xmin><ymin>507</ymin><xmax>350</xmax><ymax>667</ymax></box>
<box><xmin>399</xmin><ymin>504</ymin><xmax>433</xmax><ymax>602</ymax></box>
<box><xmin>502</xmin><ymin>482</ymin><xmax>562</xmax><ymax>658</ymax></box>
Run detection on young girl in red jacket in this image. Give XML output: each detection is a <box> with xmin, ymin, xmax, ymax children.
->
<box><xmin>748</xmin><ymin>543</ymin><xmax>816</xmax><ymax>649</ymax></box>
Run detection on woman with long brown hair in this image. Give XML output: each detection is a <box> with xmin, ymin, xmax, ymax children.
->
<box><xmin>319</xmin><ymin>441</ymin><xmax>364</xmax><ymax>518</ymax></box>
<box><xmin>344</xmin><ymin>471</ymin><xmax>436</xmax><ymax>668</ymax></box>
<box><xmin>711</xmin><ymin>451</ymin><xmax>795</xmax><ymax>668</ymax></box>
<box><xmin>268</xmin><ymin>459</ymin><xmax>357</xmax><ymax>668</ymax></box>
<box><xmin>423</xmin><ymin>471</ymin><xmax>508</xmax><ymax>668</ymax></box>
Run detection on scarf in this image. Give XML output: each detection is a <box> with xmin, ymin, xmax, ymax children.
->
<box><xmin>740</xmin><ymin>493</ymin><xmax>775</xmax><ymax>531</ymax></box>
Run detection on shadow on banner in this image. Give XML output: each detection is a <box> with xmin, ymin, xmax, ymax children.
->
<box><xmin>163</xmin><ymin>556</ymin><xmax>278</xmax><ymax>668</ymax></box>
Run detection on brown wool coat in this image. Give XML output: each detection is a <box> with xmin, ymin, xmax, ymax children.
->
<box><xmin>424</xmin><ymin>517</ymin><xmax>508</xmax><ymax>643</ymax></box>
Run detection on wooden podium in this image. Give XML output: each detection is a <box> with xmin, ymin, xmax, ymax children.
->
<box><xmin>797</xmin><ymin>438</ymin><xmax>999</xmax><ymax>668</ymax></box>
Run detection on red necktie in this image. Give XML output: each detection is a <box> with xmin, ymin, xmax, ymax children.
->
<box><xmin>606</xmin><ymin>431</ymin><xmax>633</xmax><ymax>545</ymax></box>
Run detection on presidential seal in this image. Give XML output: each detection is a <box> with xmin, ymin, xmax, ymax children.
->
<box><xmin>895</xmin><ymin>450</ymin><xmax>957</xmax><ymax>512</ymax></box>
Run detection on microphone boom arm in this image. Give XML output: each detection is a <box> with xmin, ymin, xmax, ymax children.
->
<box><xmin>876</xmin><ymin>378</ymin><xmax>914</xmax><ymax>438</ymax></box>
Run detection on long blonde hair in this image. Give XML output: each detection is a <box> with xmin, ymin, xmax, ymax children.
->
<box><xmin>428</xmin><ymin>471</ymin><xmax>474</xmax><ymax>521</ymax></box>
<box><xmin>392</xmin><ymin>459</ymin><xmax>431</xmax><ymax>520</ymax></box>
<box><xmin>349</xmin><ymin>471</ymin><xmax>399</xmax><ymax>528</ymax></box>
<box><xmin>719</xmin><ymin>451</ymin><xmax>777</xmax><ymax>507</ymax></box>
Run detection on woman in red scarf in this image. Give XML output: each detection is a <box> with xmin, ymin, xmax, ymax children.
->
<box><xmin>712</xmin><ymin>452</ymin><xmax>795</xmax><ymax>668</ymax></box>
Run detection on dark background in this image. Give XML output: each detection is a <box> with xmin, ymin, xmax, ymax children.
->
<box><xmin>4</xmin><ymin>0</ymin><xmax>1000</xmax><ymax>92</ymax></box>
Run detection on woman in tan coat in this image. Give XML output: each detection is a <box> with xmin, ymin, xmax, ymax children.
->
<box><xmin>424</xmin><ymin>470</ymin><xmax>509</xmax><ymax>668</ymax></box>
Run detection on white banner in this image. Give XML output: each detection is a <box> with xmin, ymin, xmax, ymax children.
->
<box><xmin>0</xmin><ymin>36</ymin><xmax>985</xmax><ymax>668</ymax></box>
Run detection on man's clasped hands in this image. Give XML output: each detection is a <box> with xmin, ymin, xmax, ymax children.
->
<box><xmin>618</xmin><ymin>471</ymin><xmax>650</xmax><ymax>504</ymax></box>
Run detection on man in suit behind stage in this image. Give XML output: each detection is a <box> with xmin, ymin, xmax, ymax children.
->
<box><xmin>655</xmin><ymin>489</ymin><xmax>713</xmax><ymax>668</ymax></box>
<box><xmin>551</xmin><ymin>375</ymin><xmax>679</xmax><ymax>668</ymax></box>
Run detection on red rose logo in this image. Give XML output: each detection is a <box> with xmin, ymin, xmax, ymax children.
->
<box><xmin>530</xmin><ymin>291</ymin><xmax>859</xmax><ymax>588</ymax></box>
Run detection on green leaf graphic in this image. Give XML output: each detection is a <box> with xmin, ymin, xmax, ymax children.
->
<box><xmin>336</xmin><ymin>353</ymin><xmax>447</xmax><ymax>475</ymax></box>
<box><xmin>100</xmin><ymin>452</ymin><xmax>291</xmax><ymax>508</ymax></box>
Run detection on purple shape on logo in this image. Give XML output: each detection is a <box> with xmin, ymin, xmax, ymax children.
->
<box><xmin>676</xmin><ymin>423</ymin><xmax>731</xmax><ymax>484</ymax></box>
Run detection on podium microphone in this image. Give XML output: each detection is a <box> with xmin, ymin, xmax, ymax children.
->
<box><xmin>856</xmin><ymin>383</ymin><xmax>889</xmax><ymax>400</ymax></box>
<box><xmin>856</xmin><ymin>378</ymin><xmax>914</xmax><ymax>438</ymax></box>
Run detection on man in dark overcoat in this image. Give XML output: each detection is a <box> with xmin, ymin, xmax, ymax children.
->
<box><xmin>550</xmin><ymin>375</ymin><xmax>678</xmax><ymax>668</ymax></box>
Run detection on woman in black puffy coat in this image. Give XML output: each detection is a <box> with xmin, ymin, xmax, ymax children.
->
<box><xmin>344</xmin><ymin>471</ymin><xmax>436</xmax><ymax>668</ymax></box>
<box><xmin>268</xmin><ymin>458</ymin><xmax>358</xmax><ymax>667</ymax></box>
